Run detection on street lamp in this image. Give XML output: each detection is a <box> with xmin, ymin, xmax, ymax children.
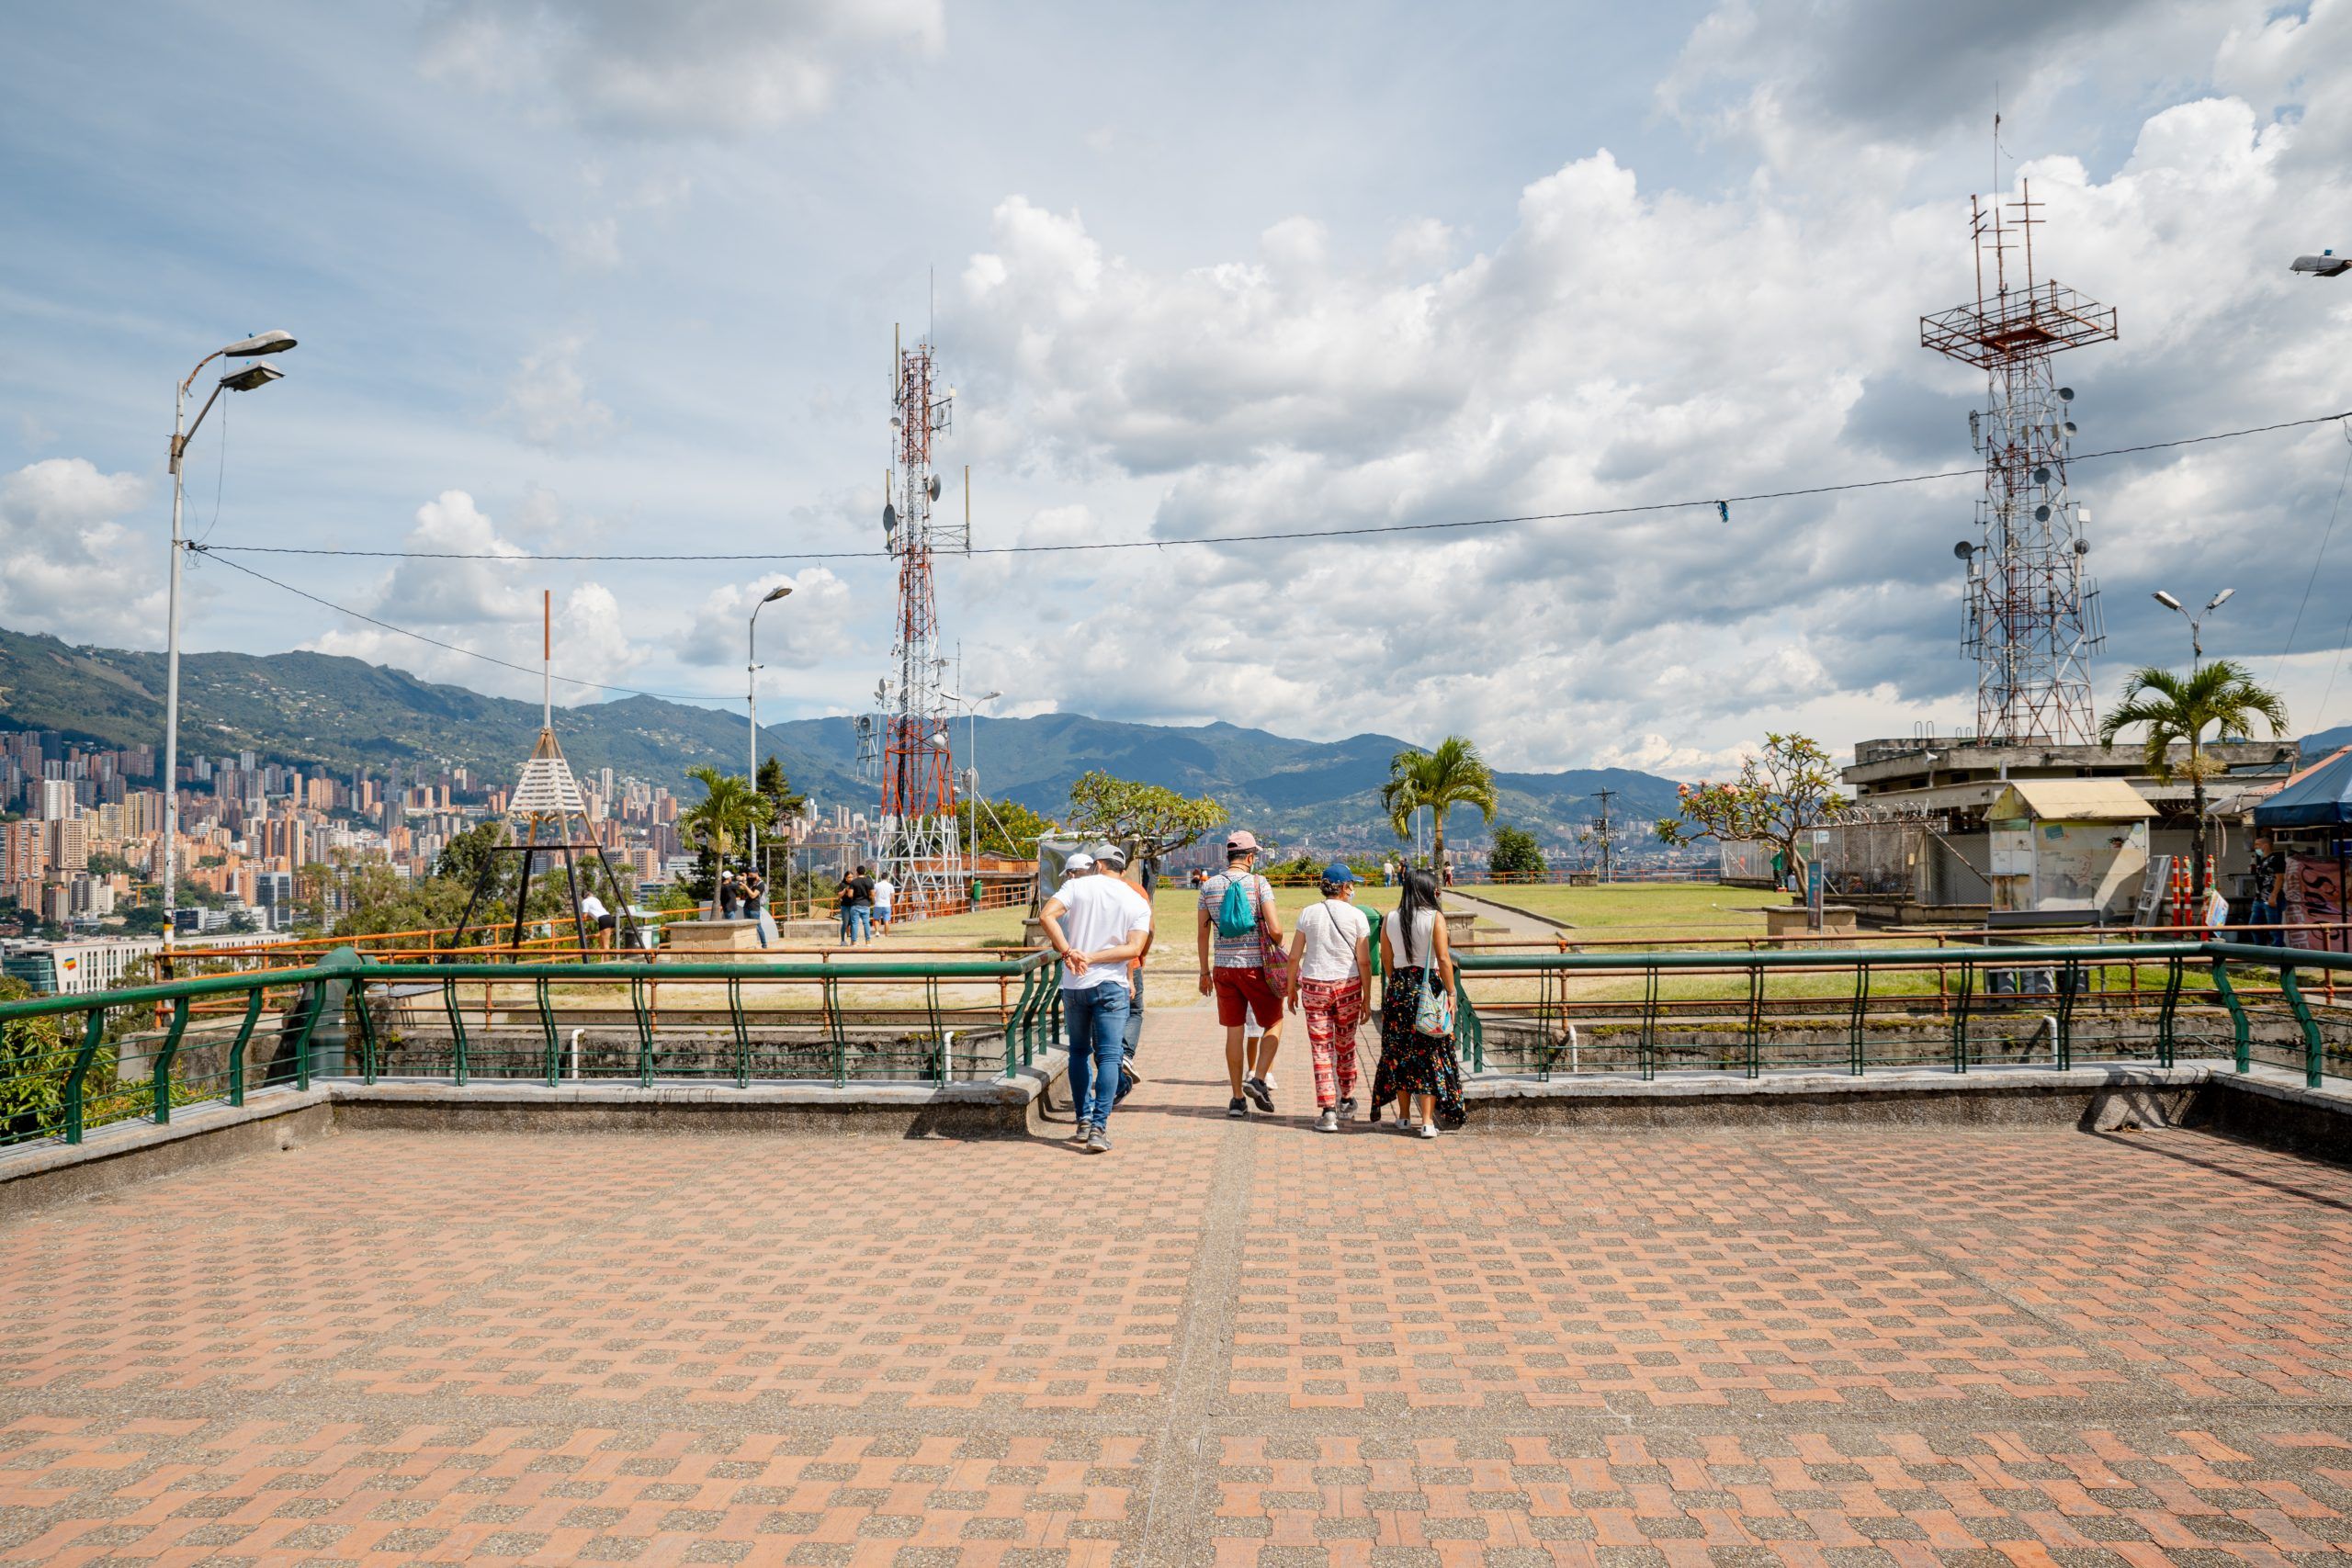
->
<box><xmin>747</xmin><ymin>583</ymin><xmax>793</xmax><ymax>869</ymax></box>
<box><xmin>2151</xmin><ymin>586</ymin><xmax>2233</xmax><ymax>665</ymax></box>
<box><xmin>2290</xmin><ymin>250</ymin><xmax>2348</xmax><ymax>277</ymax></box>
<box><xmin>163</xmin><ymin>329</ymin><xmax>298</xmax><ymax>933</ymax></box>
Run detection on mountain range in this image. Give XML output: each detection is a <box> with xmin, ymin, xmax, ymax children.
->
<box><xmin>0</xmin><ymin>624</ymin><xmax>1679</xmax><ymax>850</ymax></box>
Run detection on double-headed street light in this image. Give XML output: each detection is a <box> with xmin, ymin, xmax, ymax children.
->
<box><xmin>2150</xmin><ymin>586</ymin><xmax>2233</xmax><ymax>666</ymax></box>
<box><xmin>163</xmin><ymin>330</ymin><xmax>298</xmax><ymax>932</ymax></box>
<box><xmin>747</xmin><ymin>583</ymin><xmax>793</xmax><ymax>867</ymax></box>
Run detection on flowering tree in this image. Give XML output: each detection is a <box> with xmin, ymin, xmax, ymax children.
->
<box><xmin>1654</xmin><ymin>733</ymin><xmax>1847</xmax><ymax>890</ymax></box>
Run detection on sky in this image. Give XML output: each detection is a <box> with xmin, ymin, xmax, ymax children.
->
<box><xmin>3</xmin><ymin>0</ymin><xmax>2350</xmax><ymax>778</ymax></box>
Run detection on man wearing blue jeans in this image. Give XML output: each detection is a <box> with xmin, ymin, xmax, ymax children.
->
<box><xmin>1040</xmin><ymin>853</ymin><xmax>1152</xmax><ymax>1153</ymax></box>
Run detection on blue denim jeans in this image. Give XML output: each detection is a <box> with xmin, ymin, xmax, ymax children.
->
<box><xmin>1063</xmin><ymin>982</ymin><xmax>1132</xmax><ymax>1131</ymax></box>
<box><xmin>2249</xmin><ymin>897</ymin><xmax>2279</xmax><ymax>946</ymax></box>
<box><xmin>842</xmin><ymin>905</ymin><xmax>871</xmax><ymax>943</ymax></box>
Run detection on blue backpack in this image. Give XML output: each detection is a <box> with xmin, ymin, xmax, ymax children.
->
<box><xmin>1214</xmin><ymin>874</ymin><xmax>1261</xmax><ymax>939</ymax></box>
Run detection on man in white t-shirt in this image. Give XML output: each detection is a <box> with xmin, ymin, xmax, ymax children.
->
<box><xmin>1040</xmin><ymin>856</ymin><xmax>1152</xmax><ymax>1153</ymax></box>
<box><xmin>872</xmin><ymin>875</ymin><xmax>895</xmax><ymax>934</ymax></box>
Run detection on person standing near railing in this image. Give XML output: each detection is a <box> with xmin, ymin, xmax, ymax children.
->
<box><xmin>1041</xmin><ymin>854</ymin><xmax>1151</xmax><ymax>1154</ymax></box>
<box><xmin>2250</xmin><ymin>832</ymin><xmax>2286</xmax><ymax>947</ymax></box>
<box><xmin>842</xmin><ymin>864</ymin><xmax>876</xmax><ymax>945</ymax></box>
<box><xmin>1372</xmin><ymin>865</ymin><xmax>1464</xmax><ymax>1137</ymax></box>
<box><xmin>1286</xmin><ymin>863</ymin><xmax>1373</xmax><ymax>1133</ymax></box>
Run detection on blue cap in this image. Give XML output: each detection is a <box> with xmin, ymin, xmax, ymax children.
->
<box><xmin>1321</xmin><ymin>863</ymin><xmax>1357</xmax><ymax>884</ymax></box>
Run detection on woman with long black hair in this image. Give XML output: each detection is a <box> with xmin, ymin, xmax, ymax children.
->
<box><xmin>1371</xmin><ymin>866</ymin><xmax>1465</xmax><ymax>1137</ymax></box>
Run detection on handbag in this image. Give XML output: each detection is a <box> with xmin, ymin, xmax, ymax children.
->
<box><xmin>1255</xmin><ymin>877</ymin><xmax>1293</xmax><ymax>990</ymax></box>
<box><xmin>1413</xmin><ymin>962</ymin><xmax>1454</xmax><ymax>1037</ymax></box>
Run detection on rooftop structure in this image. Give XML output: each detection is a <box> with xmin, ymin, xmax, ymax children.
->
<box><xmin>1923</xmin><ymin>179</ymin><xmax>2116</xmax><ymax>745</ymax></box>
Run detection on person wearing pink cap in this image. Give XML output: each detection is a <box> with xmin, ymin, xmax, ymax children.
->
<box><xmin>1197</xmin><ymin>829</ymin><xmax>1285</xmax><ymax>1118</ymax></box>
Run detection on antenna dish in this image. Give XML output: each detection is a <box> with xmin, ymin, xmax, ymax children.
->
<box><xmin>1953</xmin><ymin>541</ymin><xmax>1974</xmax><ymax>560</ymax></box>
<box><xmin>2033</xmin><ymin>466</ymin><xmax>2051</xmax><ymax>484</ymax></box>
<box><xmin>2073</xmin><ymin>539</ymin><xmax>2089</xmax><ymax>555</ymax></box>
<box><xmin>882</xmin><ymin>502</ymin><xmax>898</xmax><ymax>534</ymax></box>
<box><xmin>927</xmin><ymin>475</ymin><xmax>942</xmax><ymax>502</ymax></box>
<box><xmin>2034</xmin><ymin>504</ymin><xmax>2052</xmax><ymax>522</ymax></box>
<box><xmin>2057</xmin><ymin>387</ymin><xmax>2075</xmax><ymax>401</ymax></box>
<box><xmin>2064</xmin><ymin>420</ymin><xmax>2077</xmax><ymax>434</ymax></box>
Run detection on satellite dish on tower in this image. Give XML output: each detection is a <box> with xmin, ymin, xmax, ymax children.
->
<box><xmin>1953</xmin><ymin>541</ymin><xmax>1975</xmax><ymax>561</ymax></box>
<box><xmin>927</xmin><ymin>475</ymin><xmax>942</xmax><ymax>502</ymax></box>
<box><xmin>883</xmin><ymin>502</ymin><xmax>898</xmax><ymax>535</ymax></box>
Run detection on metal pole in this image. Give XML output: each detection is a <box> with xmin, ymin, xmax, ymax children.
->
<box><xmin>162</xmin><ymin>378</ymin><xmax>187</xmax><ymax>940</ymax></box>
<box><xmin>748</xmin><ymin>611</ymin><xmax>760</xmax><ymax>865</ymax></box>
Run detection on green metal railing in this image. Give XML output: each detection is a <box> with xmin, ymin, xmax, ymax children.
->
<box><xmin>1</xmin><ymin>949</ymin><xmax>1062</xmax><ymax>1152</ymax></box>
<box><xmin>1453</xmin><ymin>941</ymin><xmax>2352</xmax><ymax>1088</ymax></box>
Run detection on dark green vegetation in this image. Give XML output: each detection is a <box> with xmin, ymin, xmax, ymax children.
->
<box><xmin>0</xmin><ymin>622</ymin><xmax>1680</xmax><ymax>847</ymax></box>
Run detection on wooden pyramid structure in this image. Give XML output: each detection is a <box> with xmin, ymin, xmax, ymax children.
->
<box><xmin>447</xmin><ymin>593</ymin><xmax>639</xmax><ymax>955</ymax></box>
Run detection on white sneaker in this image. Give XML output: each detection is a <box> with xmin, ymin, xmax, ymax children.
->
<box><xmin>1317</xmin><ymin>1109</ymin><xmax>1339</xmax><ymax>1133</ymax></box>
<box><xmin>1419</xmin><ymin>1122</ymin><xmax>1439</xmax><ymax>1139</ymax></box>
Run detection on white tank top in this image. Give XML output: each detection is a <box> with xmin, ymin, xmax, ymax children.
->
<box><xmin>1395</xmin><ymin>908</ymin><xmax>1439</xmax><ymax>968</ymax></box>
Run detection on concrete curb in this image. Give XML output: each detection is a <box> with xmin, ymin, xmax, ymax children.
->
<box><xmin>1467</xmin><ymin>1062</ymin><xmax>2207</xmax><ymax>1131</ymax></box>
<box><xmin>1</xmin><ymin>1052</ymin><xmax>1072</xmax><ymax>1216</ymax></box>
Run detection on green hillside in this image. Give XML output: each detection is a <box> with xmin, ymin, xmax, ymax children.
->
<box><xmin>0</xmin><ymin>624</ymin><xmax>1683</xmax><ymax>849</ymax></box>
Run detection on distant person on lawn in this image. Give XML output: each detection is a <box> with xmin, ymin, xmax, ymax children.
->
<box><xmin>1286</xmin><ymin>863</ymin><xmax>1372</xmax><ymax>1132</ymax></box>
<box><xmin>872</xmin><ymin>874</ymin><xmax>895</xmax><ymax>934</ymax></box>
<box><xmin>842</xmin><ymin>864</ymin><xmax>876</xmax><ymax>944</ymax></box>
<box><xmin>1041</xmin><ymin>845</ymin><xmax>1152</xmax><ymax>1153</ymax></box>
<box><xmin>1198</xmin><ymin>829</ymin><xmax>1285</xmax><ymax>1118</ymax></box>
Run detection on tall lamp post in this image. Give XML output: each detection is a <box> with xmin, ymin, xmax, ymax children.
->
<box><xmin>163</xmin><ymin>330</ymin><xmax>298</xmax><ymax>936</ymax></box>
<box><xmin>2151</xmin><ymin>587</ymin><xmax>2233</xmax><ymax>668</ymax></box>
<box><xmin>747</xmin><ymin>583</ymin><xmax>793</xmax><ymax>873</ymax></box>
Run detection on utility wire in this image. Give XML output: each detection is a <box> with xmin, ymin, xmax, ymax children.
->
<box><xmin>196</xmin><ymin>409</ymin><xmax>2352</xmax><ymax>563</ymax></box>
<box><xmin>195</xmin><ymin>549</ymin><xmax>744</xmax><ymax>706</ymax></box>
<box><xmin>2270</xmin><ymin>420</ymin><xmax>2352</xmax><ymax>689</ymax></box>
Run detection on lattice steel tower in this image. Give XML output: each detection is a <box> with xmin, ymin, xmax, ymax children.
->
<box><xmin>1920</xmin><ymin>178</ymin><xmax>2116</xmax><ymax>745</ymax></box>
<box><xmin>872</xmin><ymin>328</ymin><xmax>966</xmax><ymax>919</ymax></box>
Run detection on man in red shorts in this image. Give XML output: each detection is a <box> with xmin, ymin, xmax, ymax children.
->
<box><xmin>1198</xmin><ymin>829</ymin><xmax>1285</xmax><ymax>1118</ymax></box>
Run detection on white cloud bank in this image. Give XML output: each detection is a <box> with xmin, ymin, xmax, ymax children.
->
<box><xmin>940</xmin><ymin>4</ymin><xmax>2352</xmax><ymax>768</ymax></box>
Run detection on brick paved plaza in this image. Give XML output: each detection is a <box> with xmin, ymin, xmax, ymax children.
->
<box><xmin>5</xmin><ymin>999</ymin><xmax>2352</xmax><ymax>1566</ymax></box>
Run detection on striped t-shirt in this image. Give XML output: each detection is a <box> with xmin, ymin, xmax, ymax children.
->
<box><xmin>1197</xmin><ymin>872</ymin><xmax>1273</xmax><ymax>969</ymax></box>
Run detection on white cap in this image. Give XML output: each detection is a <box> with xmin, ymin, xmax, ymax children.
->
<box><xmin>1063</xmin><ymin>852</ymin><xmax>1095</xmax><ymax>875</ymax></box>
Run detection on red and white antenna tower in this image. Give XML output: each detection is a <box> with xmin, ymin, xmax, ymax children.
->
<box><xmin>1920</xmin><ymin>175</ymin><xmax>2117</xmax><ymax>744</ymax></box>
<box><xmin>871</xmin><ymin>325</ymin><xmax>967</xmax><ymax>918</ymax></box>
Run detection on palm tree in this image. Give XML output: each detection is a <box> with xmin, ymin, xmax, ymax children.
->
<box><xmin>1381</xmin><ymin>736</ymin><xmax>1500</xmax><ymax>872</ymax></box>
<box><xmin>681</xmin><ymin>765</ymin><xmax>770</xmax><ymax>869</ymax></box>
<box><xmin>2098</xmin><ymin>660</ymin><xmax>2288</xmax><ymax>903</ymax></box>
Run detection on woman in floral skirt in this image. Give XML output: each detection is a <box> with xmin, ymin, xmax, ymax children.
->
<box><xmin>1371</xmin><ymin>865</ymin><xmax>1464</xmax><ymax>1137</ymax></box>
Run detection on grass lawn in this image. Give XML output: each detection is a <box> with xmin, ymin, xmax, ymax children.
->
<box><xmin>895</xmin><ymin>880</ymin><xmax>1491</xmax><ymax>952</ymax></box>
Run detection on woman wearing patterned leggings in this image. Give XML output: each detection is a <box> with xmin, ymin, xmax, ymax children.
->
<box><xmin>1285</xmin><ymin>863</ymin><xmax>1374</xmax><ymax>1133</ymax></box>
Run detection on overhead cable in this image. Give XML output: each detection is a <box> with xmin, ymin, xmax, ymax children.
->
<box><xmin>194</xmin><ymin>409</ymin><xmax>2352</xmax><ymax>564</ymax></box>
<box><xmin>195</xmin><ymin>550</ymin><xmax>741</xmax><ymax>705</ymax></box>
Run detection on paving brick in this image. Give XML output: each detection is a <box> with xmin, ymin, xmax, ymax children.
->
<box><xmin>4</xmin><ymin>1001</ymin><xmax>2351</xmax><ymax>1567</ymax></box>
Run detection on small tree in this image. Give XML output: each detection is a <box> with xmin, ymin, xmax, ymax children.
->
<box><xmin>1381</xmin><ymin>737</ymin><xmax>1499</xmax><ymax>868</ymax></box>
<box><xmin>1655</xmin><ymin>732</ymin><xmax>1846</xmax><ymax>892</ymax></box>
<box><xmin>1488</xmin><ymin>825</ymin><xmax>1546</xmax><ymax>880</ymax></box>
<box><xmin>1063</xmin><ymin>772</ymin><xmax>1225</xmax><ymax>877</ymax></box>
<box><xmin>972</xmin><ymin>796</ymin><xmax>1056</xmax><ymax>860</ymax></box>
<box><xmin>2098</xmin><ymin>660</ymin><xmax>2288</xmax><ymax>904</ymax></box>
<box><xmin>755</xmin><ymin>756</ymin><xmax>808</xmax><ymax>819</ymax></box>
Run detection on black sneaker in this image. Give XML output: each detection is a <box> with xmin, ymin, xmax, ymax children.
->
<box><xmin>1227</xmin><ymin>1097</ymin><xmax>1249</xmax><ymax>1119</ymax></box>
<box><xmin>1085</xmin><ymin>1127</ymin><xmax>1111</xmax><ymax>1153</ymax></box>
<box><xmin>1243</xmin><ymin>1076</ymin><xmax>1275</xmax><ymax>1112</ymax></box>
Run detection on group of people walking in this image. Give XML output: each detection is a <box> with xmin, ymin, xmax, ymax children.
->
<box><xmin>1042</xmin><ymin>828</ymin><xmax>1465</xmax><ymax>1156</ymax></box>
<box><xmin>832</xmin><ymin>864</ymin><xmax>894</xmax><ymax>943</ymax></box>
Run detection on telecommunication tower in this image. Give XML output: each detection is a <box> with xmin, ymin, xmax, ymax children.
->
<box><xmin>870</xmin><ymin>328</ymin><xmax>967</xmax><ymax>918</ymax></box>
<box><xmin>1920</xmin><ymin>177</ymin><xmax>2116</xmax><ymax>744</ymax></box>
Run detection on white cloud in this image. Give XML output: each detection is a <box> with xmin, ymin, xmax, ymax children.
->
<box><xmin>673</xmin><ymin>568</ymin><xmax>854</xmax><ymax>675</ymax></box>
<box><xmin>497</xmin><ymin>334</ymin><xmax>615</xmax><ymax>449</ymax></box>
<box><xmin>305</xmin><ymin>490</ymin><xmax>654</xmax><ymax>705</ymax></box>
<box><xmin>944</xmin><ymin>16</ymin><xmax>2352</xmax><ymax>769</ymax></box>
<box><xmin>0</xmin><ymin>458</ymin><xmax>161</xmax><ymax>647</ymax></box>
<box><xmin>419</xmin><ymin>0</ymin><xmax>944</xmax><ymax>138</ymax></box>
